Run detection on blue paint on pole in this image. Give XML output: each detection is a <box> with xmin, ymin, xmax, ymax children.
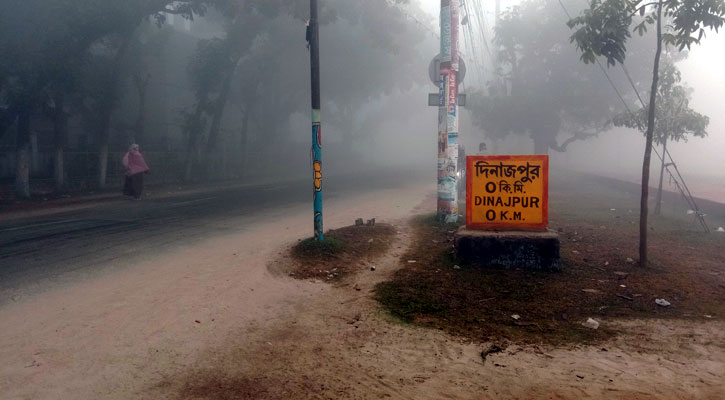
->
<box><xmin>312</xmin><ymin>111</ymin><xmax>323</xmax><ymax>240</ymax></box>
<box><xmin>310</xmin><ymin>0</ymin><xmax>323</xmax><ymax>241</ymax></box>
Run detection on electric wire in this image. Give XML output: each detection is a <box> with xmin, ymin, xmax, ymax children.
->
<box><xmin>461</xmin><ymin>0</ymin><xmax>485</xmax><ymax>87</ymax></box>
<box><xmin>460</xmin><ymin>0</ymin><xmax>495</xmax><ymax>88</ymax></box>
<box><xmin>621</xmin><ymin>63</ymin><xmax>647</xmax><ymax>108</ymax></box>
<box><xmin>383</xmin><ymin>0</ymin><xmax>439</xmax><ymax>39</ymax></box>
<box><xmin>557</xmin><ymin>0</ymin><xmax>709</xmax><ymax>231</ymax></box>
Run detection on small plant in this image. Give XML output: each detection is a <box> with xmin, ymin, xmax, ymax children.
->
<box><xmin>292</xmin><ymin>235</ymin><xmax>346</xmax><ymax>259</ymax></box>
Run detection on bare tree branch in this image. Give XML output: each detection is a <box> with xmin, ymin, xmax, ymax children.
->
<box><xmin>549</xmin><ymin>131</ymin><xmax>601</xmax><ymax>152</ymax></box>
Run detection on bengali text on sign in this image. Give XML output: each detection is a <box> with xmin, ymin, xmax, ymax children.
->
<box><xmin>466</xmin><ymin>155</ymin><xmax>549</xmax><ymax>230</ymax></box>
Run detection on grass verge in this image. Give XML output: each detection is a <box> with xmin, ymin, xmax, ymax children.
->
<box><xmin>289</xmin><ymin>223</ymin><xmax>396</xmax><ymax>282</ymax></box>
<box><xmin>376</xmin><ymin>173</ymin><xmax>725</xmax><ymax>346</ymax></box>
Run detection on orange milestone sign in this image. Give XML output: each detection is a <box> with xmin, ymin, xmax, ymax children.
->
<box><xmin>466</xmin><ymin>155</ymin><xmax>549</xmax><ymax>230</ymax></box>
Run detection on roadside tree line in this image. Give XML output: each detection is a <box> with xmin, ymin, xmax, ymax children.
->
<box><xmin>0</xmin><ymin>0</ymin><xmax>434</xmax><ymax>198</ymax></box>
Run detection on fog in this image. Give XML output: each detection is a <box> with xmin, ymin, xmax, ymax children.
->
<box><xmin>0</xmin><ymin>0</ymin><xmax>723</xmax><ymax>204</ymax></box>
<box><xmin>550</xmin><ymin>35</ymin><xmax>725</xmax><ymax>184</ymax></box>
<box><xmin>420</xmin><ymin>0</ymin><xmax>724</xmax><ymax>202</ymax></box>
<box><xmin>421</xmin><ymin>0</ymin><xmax>724</xmax><ymax>178</ymax></box>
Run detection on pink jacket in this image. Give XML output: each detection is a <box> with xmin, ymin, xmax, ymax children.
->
<box><xmin>122</xmin><ymin>150</ymin><xmax>150</xmax><ymax>175</ymax></box>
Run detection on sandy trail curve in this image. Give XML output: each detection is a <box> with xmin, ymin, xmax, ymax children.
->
<box><xmin>0</xmin><ymin>183</ymin><xmax>430</xmax><ymax>399</ymax></box>
<box><xmin>1</xmin><ymin>182</ymin><xmax>723</xmax><ymax>399</ymax></box>
<box><xmin>169</xmin><ymin>224</ymin><xmax>725</xmax><ymax>399</ymax></box>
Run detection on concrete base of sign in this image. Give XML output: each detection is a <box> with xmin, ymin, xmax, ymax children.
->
<box><xmin>455</xmin><ymin>228</ymin><xmax>561</xmax><ymax>271</ymax></box>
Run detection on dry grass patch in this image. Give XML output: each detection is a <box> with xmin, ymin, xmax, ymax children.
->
<box><xmin>376</xmin><ymin>173</ymin><xmax>725</xmax><ymax>346</ymax></box>
<box><xmin>288</xmin><ymin>223</ymin><xmax>397</xmax><ymax>282</ymax></box>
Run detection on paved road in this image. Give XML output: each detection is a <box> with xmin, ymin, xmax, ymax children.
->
<box><xmin>0</xmin><ymin>171</ymin><xmax>422</xmax><ymax>304</ymax></box>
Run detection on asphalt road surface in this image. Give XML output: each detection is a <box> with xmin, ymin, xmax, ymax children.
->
<box><xmin>0</xmin><ymin>170</ymin><xmax>424</xmax><ymax>305</ymax></box>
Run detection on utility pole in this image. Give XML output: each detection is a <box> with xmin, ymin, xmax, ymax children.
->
<box><xmin>437</xmin><ymin>0</ymin><xmax>460</xmax><ymax>223</ymax></box>
<box><xmin>309</xmin><ymin>0</ymin><xmax>323</xmax><ymax>240</ymax></box>
<box><xmin>654</xmin><ymin>137</ymin><xmax>667</xmax><ymax>215</ymax></box>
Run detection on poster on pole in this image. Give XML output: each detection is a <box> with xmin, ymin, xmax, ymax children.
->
<box><xmin>447</xmin><ymin>71</ymin><xmax>457</xmax><ymax>106</ymax></box>
<box><xmin>466</xmin><ymin>155</ymin><xmax>549</xmax><ymax>230</ymax></box>
<box><xmin>440</xmin><ymin>5</ymin><xmax>451</xmax><ymax>62</ymax></box>
<box><xmin>450</xmin><ymin>0</ymin><xmax>459</xmax><ymax>70</ymax></box>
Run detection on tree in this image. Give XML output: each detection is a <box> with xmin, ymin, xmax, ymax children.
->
<box><xmin>568</xmin><ymin>0</ymin><xmax>724</xmax><ymax>265</ymax></box>
<box><xmin>182</xmin><ymin>0</ymin><xmax>433</xmax><ymax>179</ymax></box>
<box><xmin>612</xmin><ymin>60</ymin><xmax>708</xmax><ymax>214</ymax></box>
<box><xmin>0</xmin><ymin>0</ymin><xmax>60</xmax><ymax>197</ymax></box>
<box><xmin>0</xmin><ymin>0</ymin><xmax>216</xmax><ymax>195</ymax></box>
<box><xmin>183</xmin><ymin>37</ymin><xmax>230</xmax><ymax>181</ymax></box>
<box><xmin>2</xmin><ymin>0</ymin><xmax>434</xmax><ymax>192</ymax></box>
<box><xmin>89</xmin><ymin>0</ymin><xmax>216</xmax><ymax>188</ymax></box>
<box><xmin>468</xmin><ymin>0</ymin><xmax>649</xmax><ymax>154</ymax></box>
<box><xmin>116</xmin><ymin>23</ymin><xmax>173</xmax><ymax>148</ymax></box>
<box><xmin>44</xmin><ymin>78</ymin><xmax>75</xmax><ymax>192</ymax></box>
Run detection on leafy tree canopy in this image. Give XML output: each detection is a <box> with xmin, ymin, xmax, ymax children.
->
<box><xmin>568</xmin><ymin>0</ymin><xmax>725</xmax><ymax>66</ymax></box>
<box><xmin>612</xmin><ymin>60</ymin><xmax>708</xmax><ymax>143</ymax></box>
<box><xmin>468</xmin><ymin>0</ymin><xmax>652</xmax><ymax>153</ymax></box>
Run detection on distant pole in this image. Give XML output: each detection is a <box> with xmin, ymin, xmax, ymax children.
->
<box><xmin>654</xmin><ymin>137</ymin><xmax>667</xmax><ymax>215</ymax></box>
<box><xmin>437</xmin><ymin>0</ymin><xmax>460</xmax><ymax>223</ymax></box>
<box><xmin>310</xmin><ymin>0</ymin><xmax>323</xmax><ymax>240</ymax></box>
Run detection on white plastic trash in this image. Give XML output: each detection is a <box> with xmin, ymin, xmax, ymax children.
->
<box><xmin>655</xmin><ymin>298</ymin><xmax>671</xmax><ymax>307</ymax></box>
<box><xmin>582</xmin><ymin>318</ymin><xmax>599</xmax><ymax>329</ymax></box>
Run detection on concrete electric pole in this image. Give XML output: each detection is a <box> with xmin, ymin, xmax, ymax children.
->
<box><xmin>437</xmin><ymin>0</ymin><xmax>460</xmax><ymax>223</ymax></box>
<box><xmin>309</xmin><ymin>0</ymin><xmax>323</xmax><ymax>240</ymax></box>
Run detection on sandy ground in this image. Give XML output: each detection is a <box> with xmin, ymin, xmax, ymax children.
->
<box><xmin>1</xmin><ymin>183</ymin><xmax>724</xmax><ymax>399</ymax></box>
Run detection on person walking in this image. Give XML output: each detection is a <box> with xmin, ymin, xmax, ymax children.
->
<box><xmin>122</xmin><ymin>144</ymin><xmax>150</xmax><ymax>199</ymax></box>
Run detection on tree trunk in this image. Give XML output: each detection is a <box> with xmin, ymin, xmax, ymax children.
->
<box><xmin>30</xmin><ymin>131</ymin><xmax>39</xmax><ymax>173</ymax></box>
<box><xmin>183</xmin><ymin>142</ymin><xmax>195</xmax><ymax>181</ymax></box>
<box><xmin>639</xmin><ymin>0</ymin><xmax>663</xmax><ymax>266</ymax></box>
<box><xmin>97</xmin><ymin>101</ymin><xmax>113</xmax><ymax>189</ymax></box>
<box><xmin>184</xmin><ymin>102</ymin><xmax>207</xmax><ymax>182</ymax></box>
<box><xmin>204</xmin><ymin>64</ymin><xmax>236</xmax><ymax>177</ymax></box>
<box><xmin>0</xmin><ymin>107</ymin><xmax>16</xmax><ymax>142</ymax></box>
<box><xmin>533</xmin><ymin>135</ymin><xmax>549</xmax><ymax>155</ymax></box>
<box><xmin>239</xmin><ymin>102</ymin><xmax>251</xmax><ymax>179</ymax></box>
<box><xmin>14</xmin><ymin>109</ymin><xmax>31</xmax><ymax>199</ymax></box>
<box><xmin>54</xmin><ymin>146</ymin><xmax>64</xmax><ymax>192</ymax></box>
<box><xmin>98</xmin><ymin>143</ymin><xmax>109</xmax><ymax>189</ymax></box>
<box><xmin>133</xmin><ymin>73</ymin><xmax>150</xmax><ymax>146</ymax></box>
<box><xmin>97</xmin><ymin>33</ymin><xmax>133</xmax><ymax>189</ymax></box>
<box><xmin>53</xmin><ymin>98</ymin><xmax>68</xmax><ymax>192</ymax></box>
<box><xmin>654</xmin><ymin>137</ymin><xmax>667</xmax><ymax>215</ymax></box>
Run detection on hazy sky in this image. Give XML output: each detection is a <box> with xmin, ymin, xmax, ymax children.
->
<box><xmin>416</xmin><ymin>0</ymin><xmax>724</xmax><ymax>180</ymax></box>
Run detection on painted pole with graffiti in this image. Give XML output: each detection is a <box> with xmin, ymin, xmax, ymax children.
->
<box><xmin>309</xmin><ymin>0</ymin><xmax>323</xmax><ymax>240</ymax></box>
<box><xmin>437</xmin><ymin>0</ymin><xmax>460</xmax><ymax>223</ymax></box>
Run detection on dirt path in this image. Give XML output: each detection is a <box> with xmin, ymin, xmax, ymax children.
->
<box><xmin>2</xmin><ymin>182</ymin><xmax>723</xmax><ymax>399</ymax></box>
<box><xmin>168</xmin><ymin>221</ymin><xmax>725</xmax><ymax>399</ymax></box>
<box><xmin>0</xmin><ymin>183</ymin><xmax>430</xmax><ymax>399</ymax></box>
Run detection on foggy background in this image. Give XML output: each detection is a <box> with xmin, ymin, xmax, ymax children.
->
<box><xmin>420</xmin><ymin>0</ymin><xmax>723</xmax><ymax>201</ymax></box>
<box><xmin>0</xmin><ymin>0</ymin><xmax>722</xmax><ymax>202</ymax></box>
